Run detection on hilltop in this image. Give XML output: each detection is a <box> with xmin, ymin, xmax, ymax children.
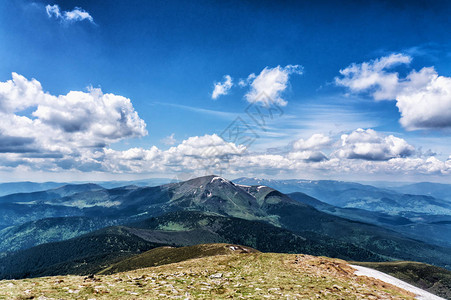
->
<box><xmin>0</xmin><ymin>244</ymin><xmax>416</xmax><ymax>299</ymax></box>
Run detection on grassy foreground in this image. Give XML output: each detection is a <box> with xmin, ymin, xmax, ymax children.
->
<box><xmin>0</xmin><ymin>246</ymin><xmax>415</xmax><ymax>299</ymax></box>
<box><xmin>98</xmin><ymin>244</ymin><xmax>259</xmax><ymax>275</ymax></box>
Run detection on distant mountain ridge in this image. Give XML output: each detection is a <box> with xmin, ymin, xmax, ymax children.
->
<box><xmin>0</xmin><ymin>182</ymin><xmax>65</xmax><ymax>197</ymax></box>
<box><xmin>387</xmin><ymin>182</ymin><xmax>451</xmax><ymax>201</ymax></box>
<box><xmin>0</xmin><ymin>183</ymin><xmax>105</xmax><ymax>204</ymax></box>
<box><xmin>235</xmin><ymin>177</ymin><xmax>451</xmax><ymax>248</ymax></box>
<box><xmin>287</xmin><ymin>192</ymin><xmax>451</xmax><ymax>248</ymax></box>
<box><xmin>234</xmin><ymin>177</ymin><xmax>451</xmax><ymax>215</ymax></box>
<box><xmin>0</xmin><ymin>178</ymin><xmax>173</xmax><ymax>197</ymax></box>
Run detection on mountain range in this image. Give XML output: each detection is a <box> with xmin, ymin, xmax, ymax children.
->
<box><xmin>234</xmin><ymin>178</ymin><xmax>451</xmax><ymax>215</ymax></box>
<box><xmin>0</xmin><ymin>175</ymin><xmax>450</xmax><ymax>282</ymax></box>
<box><xmin>0</xmin><ymin>178</ymin><xmax>173</xmax><ymax>197</ymax></box>
<box><xmin>235</xmin><ymin>177</ymin><xmax>451</xmax><ymax>248</ymax></box>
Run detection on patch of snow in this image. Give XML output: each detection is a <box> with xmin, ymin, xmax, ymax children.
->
<box><xmin>42</xmin><ymin>200</ymin><xmax>121</xmax><ymax>208</ymax></box>
<box><xmin>134</xmin><ymin>212</ymin><xmax>149</xmax><ymax>216</ymax></box>
<box><xmin>211</xmin><ymin>176</ymin><xmax>229</xmax><ymax>183</ymax></box>
<box><xmin>257</xmin><ymin>185</ymin><xmax>266</xmax><ymax>190</ymax></box>
<box><xmin>235</xmin><ymin>184</ymin><xmax>251</xmax><ymax>188</ymax></box>
<box><xmin>350</xmin><ymin>265</ymin><xmax>445</xmax><ymax>300</ymax></box>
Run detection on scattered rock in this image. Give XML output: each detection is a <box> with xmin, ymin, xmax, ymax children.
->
<box><xmin>210</xmin><ymin>273</ymin><xmax>223</xmax><ymax>279</ymax></box>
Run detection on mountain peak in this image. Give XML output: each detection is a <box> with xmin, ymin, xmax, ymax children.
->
<box><xmin>181</xmin><ymin>175</ymin><xmax>231</xmax><ymax>187</ymax></box>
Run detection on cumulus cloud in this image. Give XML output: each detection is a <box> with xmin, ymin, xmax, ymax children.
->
<box><xmin>0</xmin><ymin>135</ymin><xmax>35</xmax><ymax>153</ymax></box>
<box><xmin>46</xmin><ymin>4</ymin><xmax>94</xmax><ymax>23</ymax></box>
<box><xmin>212</xmin><ymin>75</ymin><xmax>233</xmax><ymax>99</ymax></box>
<box><xmin>0</xmin><ymin>72</ymin><xmax>46</xmax><ymax>113</ymax></box>
<box><xmin>165</xmin><ymin>134</ymin><xmax>245</xmax><ymax>160</ymax></box>
<box><xmin>0</xmin><ymin>73</ymin><xmax>146</xmax><ymax>170</ymax></box>
<box><xmin>289</xmin><ymin>134</ymin><xmax>331</xmax><ymax>162</ymax></box>
<box><xmin>212</xmin><ymin>65</ymin><xmax>302</xmax><ymax>105</ymax></box>
<box><xmin>336</xmin><ymin>54</ymin><xmax>451</xmax><ymax>130</ymax></box>
<box><xmin>293</xmin><ymin>133</ymin><xmax>331</xmax><ymax>150</ymax></box>
<box><xmin>396</xmin><ymin>67</ymin><xmax>451</xmax><ymax>129</ymax></box>
<box><xmin>244</xmin><ymin>65</ymin><xmax>303</xmax><ymax>106</ymax></box>
<box><xmin>335</xmin><ymin>128</ymin><xmax>415</xmax><ymax>161</ymax></box>
<box><xmin>103</xmin><ymin>134</ymin><xmax>246</xmax><ymax>173</ymax></box>
<box><xmin>288</xmin><ymin>150</ymin><xmax>328</xmax><ymax>162</ymax></box>
<box><xmin>335</xmin><ymin>53</ymin><xmax>411</xmax><ymax>100</ymax></box>
<box><xmin>2</xmin><ymin>116</ymin><xmax>451</xmax><ymax>178</ymax></box>
<box><xmin>89</xmin><ymin>130</ymin><xmax>426</xmax><ymax>176</ymax></box>
<box><xmin>0</xmin><ymin>74</ymin><xmax>447</xmax><ymax>178</ymax></box>
<box><xmin>33</xmin><ymin>87</ymin><xmax>146</xmax><ymax>140</ymax></box>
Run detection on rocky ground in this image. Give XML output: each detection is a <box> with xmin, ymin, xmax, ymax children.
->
<box><xmin>0</xmin><ymin>252</ymin><xmax>415</xmax><ymax>299</ymax></box>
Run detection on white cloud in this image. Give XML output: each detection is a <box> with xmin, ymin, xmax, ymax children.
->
<box><xmin>83</xmin><ymin>130</ymin><xmax>431</xmax><ymax>177</ymax></box>
<box><xmin>2</xmin><ymin>115</ymin><xmax>451</xmax><ymax>178</ymax></box>
<box><xmin>45</xmin><ymin>4</ymin><xmax>61</xmax><ymax>18</ymax></box>
<box><xmin>102</xmin><ymin>134</ymin><xmax>246</xmax><ymax>173</ymax></box>
<box><xmin>0</xmin><ymin>72</ymin><xmax>46</xmax><ymax>113</ymax></box>
<box><xmin>335</xmin><ymin>53</ymin><xmax>411</xmax><ymax>100</ymax></box>
<box><xmin>288</xmin><ymin>150</ymin><xmax>328</xmax><ymax>162</ymax></box>
<box><xmin>238</xmin><ymin>78</ymin><xmax>248</xmax><ymax>87</ymax></box>
<box><xmin>293</xmin><ymin>133</ymin><xmax>331</xmax><ymax>150</ymax></box>
<box><xmin>396</xmin><ymin>67</ymin><xmax>451</xmax><ymax>130</ymax></box>
<box><xmin>212</xmin><ymin>75</ymin><xmax>233</xmax><ymax>99</ymax></box>
<box><xmin>165</xmin><ymin>134</ymin><xmax>245</xmax><ymax>159</ymax></box>
<box><xmin>45</xmin><ymin>4</ymin><xmax>94</xmax><ymax>24</ymax></box>
<box><xmin>63</xmin><ymin>8</ymin><xmax>94</xmax><ymax>23</ymax></box>
<box><xmin>0</xmin><ymin>74</ymin><xmax>449</xmax><ymax>179</ymax></box>
<box><xmin>336</xmin><ymin>54</ymin><xmax>451</xmax><ymax>130</ymax></box>
<box><xmin>0</xmin><ymin>73</ymin><xmax>146</xmax><ymax>170</ymax></box>
<box><xmin>34</xmin><ymin>87</ymin><xmax>146</xmax><ymax>140</ymax></box>
<box><xmin>244</xmin><ymin>65</ymin><xmax>303</xmax><ymax>106</ymax></box>
<box><xmin>289</xmin><ymin>133</ymin><xmax>331</xmax><ymax>162</ymax></box>
<box><xmin>335</xmin><ymin>128</ymin><xmax>415</xmax><ymax>161</ymax></box>
<box><xmin>161</xmin><ymin>133</ymin><xmax>177</xmax><ymax>146</ymax></box>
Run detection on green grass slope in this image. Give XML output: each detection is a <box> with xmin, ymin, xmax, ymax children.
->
<box><xmin>98</xmin><ymin>243</ymin><xmax>258</xmax><ymax>275</ymax></box>
<box><xmin>0</xmin><ymin>252</ymin><xmax>416</xmax><ymax>299</ymax></box>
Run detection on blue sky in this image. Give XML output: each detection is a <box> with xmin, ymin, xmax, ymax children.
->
<box><xmin>1</xmin><ymin>0</ymin><xmax>451</xmax><ymax>182</ymax></box>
